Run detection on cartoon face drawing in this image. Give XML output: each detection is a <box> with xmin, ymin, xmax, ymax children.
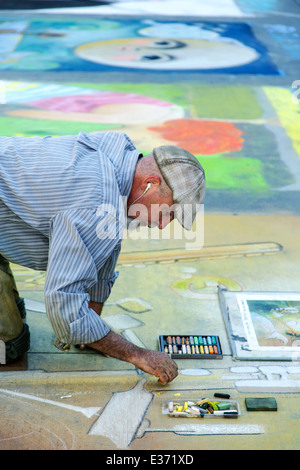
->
<box><xmin>75</xmin><ymin>37</ymin><xmax>259</xmax><ymax>70</ymax></box>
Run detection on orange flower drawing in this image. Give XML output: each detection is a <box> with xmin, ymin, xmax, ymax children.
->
<box><xmin>149</xmin><ymin>119</ymin><xmax>244</xmax><ymax>155</ymax></box>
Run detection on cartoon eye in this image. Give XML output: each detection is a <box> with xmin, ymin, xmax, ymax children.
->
<box><xmin>139</xmin><ymin>53</ymin><xmax>173</xmax><ymax>62</ymax></box>
<box><xmin>149</xmin><ymin>39</ymin><xmax>186</xmax><ymax>49</ymax></box>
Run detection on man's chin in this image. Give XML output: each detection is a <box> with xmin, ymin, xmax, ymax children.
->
<box><xmin>126</xmin><ymin>217</ymin><xmax>143</xmax><ymax>231</ymax></box>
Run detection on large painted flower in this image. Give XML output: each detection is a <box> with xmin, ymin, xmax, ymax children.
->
<box><xmin>149</xmin><ymin>118</ymin><xmax>244</xmax><ymax>155</ymax></box>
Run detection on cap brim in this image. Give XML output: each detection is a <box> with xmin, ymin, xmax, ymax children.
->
<box><xmin>175</xmin><ymin>205</ymin><xmax>194</xmax><ymax>231</ymax></box>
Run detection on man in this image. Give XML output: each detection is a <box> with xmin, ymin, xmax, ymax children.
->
<box><xmin>0</xmin><ymin>131</ymin><xmax>205</xmax><ymax>384</ymax></box>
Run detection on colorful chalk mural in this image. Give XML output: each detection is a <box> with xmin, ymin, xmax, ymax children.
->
<box><xmin>25</xmin><ymin>0</ymin><xmax>249</xmax><ymax>17</ymax></box>
<box><xmin>0</xmin><ymin>17</ymin><xmax>280</xmax><ymax>74</ymax></box>
<box><xmin>0</xmin><ymin>80</ymin><xmax>299</xmax><ymax>214</ymax></box>
<box><xmin>170</xmin><ymin>275</ymin><xmax>242</xmax><ymax>299</ymax></box>
<box><xmin>11</xmin><ymin>0</ymin><xmax>290</xmax><ymax>17</ymax></box>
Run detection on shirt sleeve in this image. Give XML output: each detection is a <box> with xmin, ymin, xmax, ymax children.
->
<box><xmin>88</xmin><ymin>242</ymin><xmax>121</xmax><ymax>303</ymax></box>
<box><xmin>44</xmin><ymin>207</ymin><xmax>122</xmax><ymax>345</ymax></box>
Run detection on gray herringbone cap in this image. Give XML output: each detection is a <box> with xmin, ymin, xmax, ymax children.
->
<box><xmin>153</xmin><ymin>145</ymin><xmax>206</xmax><ymax>230</ymax></box>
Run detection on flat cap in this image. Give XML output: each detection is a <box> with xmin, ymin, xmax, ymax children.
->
<box><xmin>153</xmin><ymin>145</ymin><xmax>206</xmax><ymax>230</ymax></box>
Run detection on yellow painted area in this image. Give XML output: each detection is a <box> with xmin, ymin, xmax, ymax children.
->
<box><xmin>264</xmin><ymin>86</ymin><xmax>300</xmax><ymax>159</ymax></box>
<box><xmin>4</xmin><ymin>81</ymin><xmax>38</xmax><ymax>93</ymax></box>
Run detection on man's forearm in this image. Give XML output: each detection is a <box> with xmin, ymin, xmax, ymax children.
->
<box><xmin>87</xmin><ymin>330</ymin><xmax>148</xmax><ymax>366</ymax></box>
<box><xmin>87</xmin><ymin>330</ymin><xmax>178</xmax><ymax>384</ymax></box>
<box><xmin>86</xmin><ymin>301</ymin><xmax>178</xmax><ymax>384</ymax></box>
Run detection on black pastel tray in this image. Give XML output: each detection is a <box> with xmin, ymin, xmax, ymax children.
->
<box><xmin>159</xmin><ymin>334</ymin><xmax>223</xmax><ymax>359</ymax></box>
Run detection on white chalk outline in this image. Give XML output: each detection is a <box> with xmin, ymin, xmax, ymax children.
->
<box><xmin>0</xmin><ymin>388</ymin><xmax>101</xmax><ymax>418</ymax></box>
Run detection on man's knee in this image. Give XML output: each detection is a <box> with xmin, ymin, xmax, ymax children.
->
<box><xmin>0</xmin><ymin>257</ymin><xmax>30</xmax><ymax>363</ymax></box>
<box><xmin>0</xmin><ymin>270</ymin><xmax>23</xmax><ymax>341</ymax></box>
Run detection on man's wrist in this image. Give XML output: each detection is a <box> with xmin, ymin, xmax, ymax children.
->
<box><xmin>88</xmin><ymin>300</ymin><xmax>104</xmax><ymax>316</ymax></box>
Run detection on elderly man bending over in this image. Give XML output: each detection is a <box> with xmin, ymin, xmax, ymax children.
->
<box><xmin>0</xmin><ymin>132</ymin><xmax>205</xmax><ymax>384</ymax></box>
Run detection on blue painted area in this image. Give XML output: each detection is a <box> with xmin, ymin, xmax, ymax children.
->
<box><xmin>236</xmin><ymin>0</ymin><xmax>280</xmax><ymax>13</ymax></box>
<box><xmin>263</xmin><ymin>24</ymin><xmax>300</xmax><ymax>60</ymax></box>
<box><xmin>0</xmin><ymin>17</ymin><xmax>280</xmax><ymax>75</ymax></box>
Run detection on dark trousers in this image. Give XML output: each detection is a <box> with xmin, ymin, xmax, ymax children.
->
<box><xmin>0</xmin><ymin>255</ymin><xmax>23</xmax><ymax>341</ymax></box>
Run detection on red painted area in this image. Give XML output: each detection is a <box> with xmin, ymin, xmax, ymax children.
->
<box><xmin>149</xmin><ymin>118</ymin><xmax>244</xmax><ymax>154</ymax></box>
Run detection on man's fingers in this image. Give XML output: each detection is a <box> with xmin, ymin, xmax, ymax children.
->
<box><xmin>157</xmin><ymin>357</ymin><xmax>178</xmax><ymax>384</ymax></box>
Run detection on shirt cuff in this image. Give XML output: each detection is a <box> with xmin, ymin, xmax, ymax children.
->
<box><xmin>69</xmin><ymin>308</ymin><xmax>111</xmax><ymax>344</ymax></box>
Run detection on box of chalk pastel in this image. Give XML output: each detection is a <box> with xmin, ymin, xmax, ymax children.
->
<box><xmin>158</xmin><ymin>335</ymin><xmax>223</xmax><ymax>359</ymax></box>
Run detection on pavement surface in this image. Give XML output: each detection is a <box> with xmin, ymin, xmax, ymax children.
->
<box><xmin>0</xmin><ymin>0</ymin><xmax>300</xmax><ymax>453</ymax></box>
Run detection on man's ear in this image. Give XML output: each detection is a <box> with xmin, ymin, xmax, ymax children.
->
<box><xmin>143</xmin><ymin>175</ymin><xmax>161</xmax><ymax>190</ymax></box>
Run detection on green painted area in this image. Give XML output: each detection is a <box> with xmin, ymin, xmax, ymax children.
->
<box><xmin>185</xmin><ymin>85</ymin><xmax>263</xmax><ymax>119</ymax></box>
<box><xmin>0</xmin><ymin>117</ymin><xmax>119</xmax><ymax>137</ymax></box>
<box><xmin>197</xmin><ymin>155</ymin><xmax>268</xmax><ymax>191</ymax></box>
<box><xmin>71</xmin><ymin>83</ymin><xmax>263</xmax><ymax>119</ymax></box>
<box><xmin>172</xmin><ymin>276</ymin><xmax>242</xmax><ymax>292</ymax></box>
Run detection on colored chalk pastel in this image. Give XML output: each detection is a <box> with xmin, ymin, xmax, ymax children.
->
<box><xmin>209</xmin><ymin>345</ymin><xmax>213</xmax><ymax>354</ymax></box>
<box><xmin>207</xmin><ymin>336</ymin><xmax>212</xmax><ymax>345</ymax></box>
<box><xmin>194</xmin><ymin>336</ymin><xmax>198</xmax><ymax>345</ymax></box>
<box><xmin>200</xmin><ymin>345</ymin><xmax>204</xmax><ymax>354</ymax></box>
<box><xmin>214</xmin><ymin>410</ymin><xmax>238</xmax><ymax>418</ymax></box>
<box><xmin>197</xmin><ymin>398</ymin><xmax>210</xmax><ymax>406</ymax></box>
<box><xmin>217</xmin><ymin>402</ymin><xmax>231</xmax><ymax>410</ymax></box>
<box><xmin>198</xmin><ymin>336</ymin><xmax>203</xmax><ymax>345</ymax></box>
<box><xmin>214</xmin><ymin>393</ymin><xmax>231</xmax><ymax>400</ymax></box>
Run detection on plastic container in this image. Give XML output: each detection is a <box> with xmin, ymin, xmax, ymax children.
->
<box><xmin>162</xmin><ymin>397</ymin><xmax>240</xmax><ymax>419</ymax></box>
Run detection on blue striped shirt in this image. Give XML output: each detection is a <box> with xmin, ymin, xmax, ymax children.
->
<box><xmin>0</xmin><ymin>132</ymin><xmax>141</xmax><ymax>344</ymax></box>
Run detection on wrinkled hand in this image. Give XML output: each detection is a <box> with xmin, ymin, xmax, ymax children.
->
<box><xmin>134</xmin><ymin>349</ymin><xmax>178</xmax><ymax>385</ymax></box>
